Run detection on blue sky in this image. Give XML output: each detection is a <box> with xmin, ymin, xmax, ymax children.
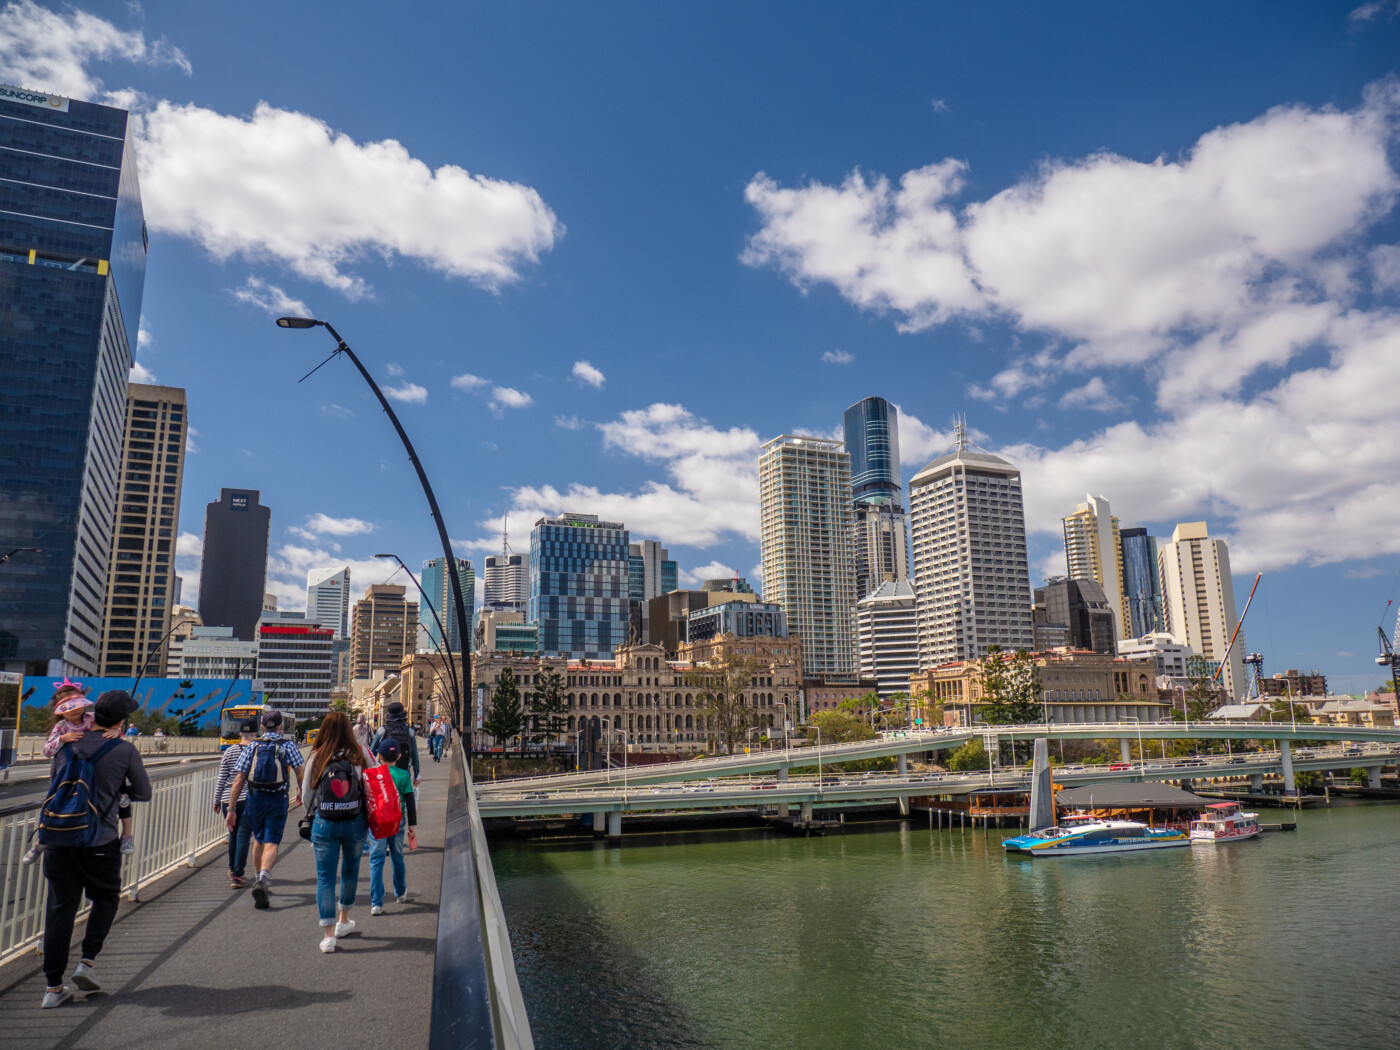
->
<box><xmin>4</xmin><ymin>1</ymin><xmax>1400</xmax><ymax>693</ymax></box>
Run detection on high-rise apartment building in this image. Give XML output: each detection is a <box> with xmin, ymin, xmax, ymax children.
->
<box><xmin>529</xmin><ymin>513</ymin><xmax>629</xmax><ymax>660</ymax></box>
<box><xmin>1062</xmin><ymin>495</ymin><xmax>1129</xmax><ymax>639</ymax></box>
<box><xmin>844</xmin><ymin>397</ymin><xmax>911</xmax><ymax>601</ymax></box>
<box><xmin>908</xmin><ymin>424</ymin><xmax>1034</xmax><ymax>667</ymax></box>
<box><xmin>98</xmin><ymin>384</ymin><xmax>186</xmax><ymax>676</ymax></box>
<box><xmin>484</xmin><ymin>552</ymin><xmax>529</xmax><ymax>610</ymax></box>
<box><xmin>627</xmin><ymin>540</ymin><xmax>678</xmax><ymax>602</ymax></box>
<box><xmin>855</xmin><ymin>580</ymin><xmax>919</xmax><ymax>699</ymax></box>
<box><xmin>198</xmin><ymin>489</ymin><xmax>270</xmax><ymax>640</ymax></box>
<box><xmin>257</xmin><ymin>611</ymin><xmax>335</xmax><ymax>723</ymax></box>
<box><xmin>420</xmin><ymin>556</ymin><xmax>475</xmax><ymax>653</ymax></box>
<box><xmin>350</xmin><ymin>583</ymin><xmax>418</xmax><ymax>680</ymax></box>
<box><xmin>1120</xmin><ymin>528</ymin><xmax>1164</xmax><ymax>638</ymax></box>
<box><xmin>305</xmin><ymin>566</ymin><xmax>350</xmax><ymax>639</ymax></box>
<box><xmin>1158</xmin><ymin>521</ymin><xmax>1243</xmax><ymax>699</ymax></box>
<box><xmin>759</xmin><ymin>435</ymin><xmax>856</xmax><ymax>676</ymax></box>
<box><xmin>0</xmin><ymin>87</ymin><xmax>147</xmax><ymax>676</ymax></box>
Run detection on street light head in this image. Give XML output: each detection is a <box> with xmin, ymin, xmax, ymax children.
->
<box><xmin>275</xmin><ymin>316</ymin><xmax>321</xmax><ymax>329</ymax></box>
<box><xmin>374</xmin><ymin>553</ymin><xmax>396</xmax><ymax>560</ymax></box>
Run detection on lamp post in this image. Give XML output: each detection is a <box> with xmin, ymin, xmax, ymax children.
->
<box><xmin>810</xmin><ymin>723</ymin><xmax>822</xmax><ymax>794</ymax></box>
<box><xmin>1125</xmin><ymin>715</ymin><xmax>1144</xmax><ymax>774</ymax></box>
<box><xmin>276</xmin><ymin>317</ymin><xmax>472</xmax><ymax>740</ymax></box>
<box><xmin>0</xmin><ymin>547</ymin><xmax>42</xmax><ymax>564</ymax></box>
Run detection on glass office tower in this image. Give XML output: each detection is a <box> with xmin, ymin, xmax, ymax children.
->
<box><xmin>529</xmin><ymin>513</ymin><xmax>629</xmax><ymax>660</ymax></box>
<box><xmin>0</xmin><ymin>86</ymin><xmax>147</xmax><ymax>675</ymax></box>
<box><xmin>420</xmin><ymin>556</ymin><xmax>475</xmax><ymax>653</ymax></box>
<box><xmin>1120</xmin><ymin>527</ymin><xmax>1164</xmax><ymax>638</ymax></box>
<box><xmin>843</xmin><ymin>396</ymin><xmax>911</xmax><ymax>600</ymax></box>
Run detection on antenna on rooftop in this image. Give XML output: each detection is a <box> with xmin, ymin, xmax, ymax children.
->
<box><xmin>501</xmin><ymin>515</ymin><xmax>512</xmax><ymax>557</ymax></box>
<box><xmin>954</xmin><ymin>414</ymin><xmax>968</xmax><ymax>452</ymax></box>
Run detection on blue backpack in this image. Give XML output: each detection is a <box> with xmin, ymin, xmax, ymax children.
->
<box><xmin>38</xmin><ymin>740</ymin><xmax>123</xmax><ymax>848</ymax></box>
<box><xmin>248</xmin><ymin>740</ymin><xmax>286</xmax><ymax>793</ymax></box>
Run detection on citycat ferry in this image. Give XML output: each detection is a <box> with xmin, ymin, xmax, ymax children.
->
<box><xmin>1003</xmin><ymin>817</ymin><xmax>1190</xmax><ymax>857</ymax></box>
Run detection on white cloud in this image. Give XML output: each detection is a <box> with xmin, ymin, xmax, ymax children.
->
<box><xmin>138</xmin><ymin>100</ymin><xmax>561</xmax><ymax>297</ymax></box>
<box><xmin>1349</xmin><ymin>2</ymin><xmax>1397</xmax><ymax>21</ymax></box>
<box><xmin>491</xmin><ymin>386</ymin><xmax>532</xmax><ymax>410</ymax></box>
<box><xmin>554</xmin><ymin>414</ymin><xmax>583</xmax><ymax>430</ymax></box>
<box><xmin>231</xmin><ymin>275</ymin><xmax>311</xmax><ymax>317</ymax></box>
<box><xmin>893</xmin><ymin>406</ymin><xmax>955</xmax><ymax>467</ymax></box>
<box><xmin>0</xmin><ymin>0</ymin><xmax>188</xmax><ymax>101</ymax></box>
<box><xmin>821</xmin><ymin>349</ymin><xmax>854</xmax><ymax>364</ymax></box>
<box><xmin>185</xmin><ymin>425</ymin><xmax>199</xmax><ymax>455</ymax></box>
<box><xmin>384</xmin><ymin>382</ymin><xmax>428</xmax><ymax>404</ymax></box>
<box><xmin>451</xmin><ymin>373</ymin><xmax>489</xmax><ymax>391</ymax></box>
<box><xmin>385</xmin><ymin>363</ymin><xmax>404</xmax><ymax>377</ymax></box>
<box><xmin>293</xmin><ymin>513</ymin><xmax>376</xmax><ymax>538</ymax></box>
<box><xmin>266</xmin><ymin>544</ymin><xmax>402</xmax><ymax>609</ymax></box>
<box><xmin>571</xmin><ymin>360</ymin><xmax>605</xmax><ymax>388</ymax></box>
<box><xmin>174</xmin><ymin>531</ymin><xmax>202</xmax><ymax>606</ymax></box>
<box><xmin>1372</xmin><ymin>244</ymin><xmax>1400</xmax><ymax>291</ymax></box>
<box><xmin>930</xmin><ymin>98</ymin><xmax>951</xmax><ymax>114</ymax></box>
<box><xmin>1057</xmin><ymin>376</ymin><xmax>1117</xmax><ymax>412</ymax></box>
<box><xmin>129</xmin><ymin>360</ymin><xmax>156</xmax><ymax>384</ymax></box>
<box><xmin>137</xmin><ymin>321</ymin><xmax>153</xmax><ymax>350</ymax></box>
<box><xmin>678</xmin><ymin>561</ymin><xmax>736</xmax><ymax>587</ymax></box>
<box><xmin>321</xmin><ymin>403</ymin><xmax>355</xmax><ymax>419</ymax></box>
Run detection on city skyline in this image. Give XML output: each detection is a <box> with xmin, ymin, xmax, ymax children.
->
<box><xmin>1</xmin><ymin>3</ymin><xmax>1398</xmax><ymax>691</ymax></box>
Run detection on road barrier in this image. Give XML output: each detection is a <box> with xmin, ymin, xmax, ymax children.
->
<box><xmin>13</xmin><ymin>733</ymin><xmax>222</xmax><ymax>761</ymax></box>
<box><xmin>0</xmin><ymin>761</ymin><xmax>227</xmax><ymax>968</ymax></box>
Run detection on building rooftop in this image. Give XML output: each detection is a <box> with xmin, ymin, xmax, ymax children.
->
<box><xmin>858</xmin><ymin>579</ymin><xmax>915</xmax><ymax>604</ymax></box>
<box><xmin>910</xmin><ymin>446</ymin><xmax>1019</xmax><ymax>485</ymax></box>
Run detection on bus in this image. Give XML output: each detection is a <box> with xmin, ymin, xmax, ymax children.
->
<box><xmin>0</xmin><ymin>671</ymin><xmax>21</xmax><ymax>771</ymax></box>
<box><xmin>219</xmin><ymin>704</ymin><xmax>295</xmax><ymax>750</ymax></box>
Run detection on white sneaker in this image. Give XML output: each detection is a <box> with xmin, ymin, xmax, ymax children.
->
<box><xmin>370</xmin><ymin>905</ymin><xmax>384</xmax><ymax>916</ymax></box>
<box><xmin>319</xmin><ymin>935</ymin><xmax>336</xmax><ymax>953</ymax></box>
<box><xmin>334</xmin><ymin>919</ymin><xmax>356</xmax><ymax>938</ymax></box>
<box><xmin>41</xmin><ymin>986</ymin><xmax>72</xmax><ymax>1009</ymax></box>
<box><xmin>72</xmin><ymin>961</ymin><xmax>100</xmax><ymax>991</ymax></box>
<box><xmin>395</xmin><ymin>894</ymin><xmax>407</xmax><ymax>903</ymax></box>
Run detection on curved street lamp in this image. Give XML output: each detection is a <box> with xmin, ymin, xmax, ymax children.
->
<box><xmin>375</xmin><ymin>552</ymin><xmax>464</xmax><ymax>722</ymax></box>
<box><xmin>276</xmin><ymin>317</ymin><xmax>473</xmax><ymax>738</ymax></box>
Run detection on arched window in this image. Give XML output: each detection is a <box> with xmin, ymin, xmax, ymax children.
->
<box><xmin>567</xmin><ymin>693</ymin><xmax>575</xmax><ymax>706</ymax></box>
<box><xmin>592</xmin><ymin>692</ymin><xmax>599</xmax><ymax>707</ymax></box>
<box><xmin>685</xmin><ymin>715</ymin><xmax>693</xmax><ymax>729</ymax></box>
<box><xmin>567</xmin><ymin>716</ymin><xmax>575</xmax><ymax>731</ymax></box>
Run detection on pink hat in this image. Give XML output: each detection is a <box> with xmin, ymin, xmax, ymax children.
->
<box><xmin>55</xmin><ymin>695</ymin><xmax>93</xmax><ymax>716</ymax></box>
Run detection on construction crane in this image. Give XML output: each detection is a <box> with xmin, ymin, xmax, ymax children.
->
<box><xmin>1241</xmin><ymin>652</ymin><xmax>1264</xmax><ymax>703</ymax></box>
<box><xmin>1377</xmin><ymin>626</ymin><xmax>1400</xmax><ymax>704</ymax></box>
<box><xmin>1213</xmin><ymin>572</ymin><xmax>1262</xmax><ymax>698</ymax></box>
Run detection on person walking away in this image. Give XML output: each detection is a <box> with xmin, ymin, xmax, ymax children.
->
<box><xmin>353</xmin><ymin>714</ymin><xmax>373</xmax><ymax>751</ymax></box>
<box><xmin>38</xmin><ymin>690</ymin><xmax>151</xmax><ymax>1008</ymax></box>
<box><xmin>26</xmin><ymin>682</ymin><xmax>133</xmax><ymax>863</ymax></box>
<box><xmin>371</xmin><ymin>701</ymin><xmax>420</xmax><ymax>790</ymax></box>
<box><xmin>214</xmin><ymin>719</ymin><xmax>258</xmax><ymax>887</ymax></box>
<box><xmin>303</xmin><ymin>711</ymin><xmax>373</xmax><ymax>953</ymax></box>
<box><xmin>224</xmin><ymin>710</ymin><xmax>303</xmax><ymax>908</ymax></box>
<box><xmin>367</xmin><ymin>738</ymin><xmax>418</xmax><ymax>914</ymax></box>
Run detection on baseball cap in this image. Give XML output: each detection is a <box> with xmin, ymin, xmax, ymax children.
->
<box><xmin>238</xmin><ymin>718</ymin><xmax>259</xmax><ymax>735</ymax></box>
<box><xmin>376</xmin><ymin>738</ymin><xmax>401</xmax><ymax>762</ymax></box>
<box><xmin>93</xmin><ymin>690</ymin><xmax>137</xmax><ymax>728</ymax></box>
<box><xmin>261</xmin><ymin>709</ymin><xmax>283</xmax><ymax>729</ymax></box>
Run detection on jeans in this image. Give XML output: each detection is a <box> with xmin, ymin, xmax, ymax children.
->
<box><xmin>429</xmin><ymin>735</ymin><xmax>444</xmax><ymax>760</ymax></box>
<box><xmin>311</xmin><ymin>815</ymin><xmax>368</xmax><ymax>926</ymax></box>
<box><xmin>43</xmin><ymin>842</ymin><xmax>122</xmax><ymax>986</ymax></box>
<box><xmin>368</xmin><ymin>827</ymin><xmax>406</xmax><ymax>905</ymax></box>
<box><xmin>222</xmin><ymin>800</ymin><xmax>251</xmax><ymax>877</ymax></box>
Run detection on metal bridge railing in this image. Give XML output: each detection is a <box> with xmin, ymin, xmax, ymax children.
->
<box><xmin>0</xmin><ymin>761</ymin><xmax>227</xmax><ymax>968</ymax></box>
<box><xmin>431</xmin><ymin>741</ymin><xmax>533</xmax><ymax>1050</ymax></box>
<box><xmin>12</xmin><ymin>734</ymin><xmax>223</xmax><ymax>761</ymax></box>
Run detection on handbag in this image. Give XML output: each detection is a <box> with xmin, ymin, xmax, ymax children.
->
<box><xmin>298</xmin><ymin>813</ymin><xmax>314</xmax><ymax>840</ymax></box>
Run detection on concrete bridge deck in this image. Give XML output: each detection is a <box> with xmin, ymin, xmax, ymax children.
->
<box><xmin>0</xmin><ymin>756</ymin><xmax>448</xmax><ymax>1050</ymax></box>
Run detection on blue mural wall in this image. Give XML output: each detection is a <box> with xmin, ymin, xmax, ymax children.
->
<box><xmin>22</xmin><ymin>678</ymin><xmax>265</xmax><ymax>730</ymax></box>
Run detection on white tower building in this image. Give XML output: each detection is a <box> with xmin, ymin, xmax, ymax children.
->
<box><xmin>1062</xmin><ymin>494</ymin><xmax>1129</xmax><ymax>639</ymax></box>
<box><xmin>908</xmin><ymin>422</ymin><xmax>1034</xmax><ymax>667</ymax></box>
<box><xmin>1158</xmin><ymin>522</ymin><xmax>1243</xmax><ymax>700</ymax></box>
<box><xmin>856</xmin><ymin>580</ymin><xmax>919</xmax><ymax>699</ymax></box>
<box><xmin>305</xmin><ymin>566</ymin><xmax>350</xmax><ymax>639</ymax></box>
<box><xmin>759</xmin><ymin>435</ymin><xmax>857</xmax><ymax>676</ymax></box>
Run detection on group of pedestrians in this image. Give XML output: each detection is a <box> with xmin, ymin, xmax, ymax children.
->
<box><xmin>35</xmin><ymin>690</ymin><xmax>430</xmax><ymax>1008</ymax></box>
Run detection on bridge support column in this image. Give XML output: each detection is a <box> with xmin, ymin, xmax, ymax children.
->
<box><xmin>1369</xmin><ymin>766</ymin><xmax>1382</xmax><ymax>789</ymax></box>
<box><xmin>898</xmin><ymin>753</ymin><xmax>908</xmax><ymax>777</ymax></box>
<box><xmin>592</xmin><ymin>810</ymin><xmax>606</xmax><ymax>838</ymax></box>
<box><xmin>607</xmin><ymin>810</ymin><xmax>622</xmax><ymax>841</ymax></box>
<box><xmin>1279</xmin><ymin>739</ymin><xmax>1295</xmax><ymax>795</ymax></box>
<box><xmin>778</xmin><ymin>765</ymin><xmax>790</xmax><ymax>817</ymax></box>
<box><xmin>899</xmin><ymin>795</ymin><xmax>910</xmax><ymax>816</ymax></box>
<box><xmin>1120</xmin><ymin>739</ymin><xmax>1132</xmax><ymax>764</ymax></box>
<box><xmin>800</xmin><ymin>801</ymin><xmax>813</xmax><ymax>823</ymax></box>
<box><xmin>1249</xmin><ymin>774</ymin><xmax>1264</xmax><ymax>793</ymax></box>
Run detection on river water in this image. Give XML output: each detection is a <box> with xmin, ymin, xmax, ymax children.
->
<box><xmin>493</xmin><ymin>804</ymin><xmax>1400</xmax><ymax>1049</ymax></box>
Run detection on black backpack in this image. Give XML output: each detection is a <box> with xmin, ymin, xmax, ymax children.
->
<box><xmin>385</xmin><ymin>722</ymin><xmax>414</xmax><ymax>771</ymax></box>
<box><xmin>315</xmin><ymin>756</ymin><xmax>364</xmax><ymax>821</ymax></box>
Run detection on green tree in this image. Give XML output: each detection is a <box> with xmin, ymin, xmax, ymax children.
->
<box><xmin>809</xmin><ymin>710</ymin><xmax>877</xmax><ymax>744</ymax></box>
<box><xmin>684</xmin><ymin>651</ymin><xmax>765</xmax><ymax>755</ymax></box>
<box><xmin>980</xmin><ymin>647</ymin><xmax>1041</xmax><ymax>726</ymax></box>
<box><xmin>977</xmin><ymin>645</ymin><xmax>1011</xmax><ymax>722</ymax></box>
<box><xmin>1350</xmin><ymin>767</ymin><xmax>1371</xmax><ymax>785</ymax></box>
<box><xmin>1294</xmin><ymin>769</ymin><xmax>1322</xmax><ymax>794</ymax></box>
<box><xmin>483</xmin><ymin>667</ymin><xmax>526</xmax><ymax>747</ymax></box>
<box><xmin>528</xmin><ymin>665</ymin><xmax>567</xmax><ymax>745</ymax></box>
<box><xmin>1184</xmin><ymin>655</ymin><xmax>1223</xmax><ymax>721</ymax></box>
<box><xmin>837</xmin><ymin>691</ymin><xmax>880</xmax><ymax>726</ymax></box>
<box><xmin>946</xmin><ymin>739</ymin><xmax>990</xmax><ymax>772</ymax></box>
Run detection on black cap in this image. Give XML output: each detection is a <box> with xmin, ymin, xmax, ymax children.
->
<box><xmin>93</xmin><ymin>690</ymin><xmax>137</xmax><ymax>728</ymax></box>
<box><xmin>238</xmin><ymin>718</ymin><xmax>259</xmax><ymax>734</ymax></box>
<box><xmin>262</xmin><ymin>709</ymin><xmax>283</xmax><ymax>729</ymax></box>
<box><xmin>386</xmin><ymin>701</ymin><xmax>406</xmax><ymax>717</ymax></box>
<box><xmin>377</xmin><ymin>738</ymin><xmax>401</xmax><ymax>761</ymax></box>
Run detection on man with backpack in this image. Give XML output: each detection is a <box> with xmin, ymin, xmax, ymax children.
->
<box><xmin>371</xmin><ymin>701</ymin><xmax>420</xmax><ymax>788</ymax></box>
<box><xmin>39</xmin><ymin>690</ymin><xmax>150</xmax><ymax>1009</ymax></box>
<box><xmin>224</xmin><ymin>709</ymin><xmax>303</xmax><ymax>909</ymax></box>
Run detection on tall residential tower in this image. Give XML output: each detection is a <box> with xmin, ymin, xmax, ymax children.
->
<box><xmin>1062</xmin><ymin>495</ymin><xmax>1129</xmax><ymax>639</ymax></box>
<box><xmin>1158</xmin><ymin>522</ymin><xmax>1243</xmax><ymax>699</ymax></box>
<box><xmin>305</xmin><ymin>566</ymin><xmax>351</xmax><ymax>639</ymax></box>
<box><xmin>759</xmin><ymin>436</ymin><xmax>856</xmax><ymax>676</ymax></box>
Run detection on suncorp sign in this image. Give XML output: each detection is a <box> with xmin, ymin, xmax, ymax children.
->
<box><xmin>0</xmin><ymin>84</ymin><xmax>69</xmax><ymax>112</ymax></box>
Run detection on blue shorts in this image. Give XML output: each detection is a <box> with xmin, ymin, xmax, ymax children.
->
<box><xmin>243</xmin><ymin>789</ymin><xmax>290</xmax><ymax>844</ymax></box>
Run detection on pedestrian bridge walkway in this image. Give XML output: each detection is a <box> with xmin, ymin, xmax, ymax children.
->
<box><xmin>0</xmin><ymin>746</ymin><xmax>532</xmax><ymax>1049</ymax></box>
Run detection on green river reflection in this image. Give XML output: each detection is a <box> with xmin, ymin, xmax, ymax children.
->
<box><xmin>493</xmin><ymin>804</ymin><xmax>1400</xmax><ymax>1049</ymax></box>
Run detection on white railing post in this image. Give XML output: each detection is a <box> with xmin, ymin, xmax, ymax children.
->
<box><xmin>185</xmin><ymin>770</ymin><xmax>203</xmax><ymax>867</ymax></box>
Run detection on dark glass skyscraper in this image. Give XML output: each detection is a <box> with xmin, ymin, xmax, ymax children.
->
<box><xmin>0</xmin><ymin>86</ymin><xmax>147</xmax><ymax>675</ymax></box>
<box><xmin>420</xmin><ymin>556</ymin><xmax>475</xmax><ymax>653</ymax></box>
<box><xmin>843</xmin><ymin>396</ymin><xmax>911</xmax><ymax>600</ymax></box>
<box><xmin>529</xmin><ymin>513</ymin><xmax>629</xmax><ymax>660</ymax></box>
<box><xmin>198</xmin><ymin>489</ymin><xmax>270</xmax><ymax>640</ymax></box>
<box><xmin>1120</xmin><ymin>527</ymin><xmax>1164</xmax><ymax>638</ymax></box>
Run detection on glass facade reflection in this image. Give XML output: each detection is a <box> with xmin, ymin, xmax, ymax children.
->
<box><xmin>0</xmin><ymin>90</ymin><xmax>146</xmax><ymax>674</ymax></box>
<box><xmin>420</xmin><ymin>556</ymin><xmax>475</xmax><ymax>653</ymax></box>
<box><xmin>529</xmin><ymin>514</ymin><xmax>629</xmax><ymax>660</ymax></box>
<box><xmin>844</xmin><ymin>396</ymin><xmax>902</xmax><ymax>503</ymax></box>
<box><xmin>1120</xmin><ymin>528</ymin><xmax>1163</xmax><ymax>638</ymax></box>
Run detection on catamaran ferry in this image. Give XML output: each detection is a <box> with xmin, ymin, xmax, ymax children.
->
<box><xmin>1189</xmin><ymin>802</ymin><xmax>1260</xmax><ymax>844</ymax></box>
<box><xmin>1002</xmin><ymin>818</ymin><xmax>1190</xmax><ymax>857</ymax></box>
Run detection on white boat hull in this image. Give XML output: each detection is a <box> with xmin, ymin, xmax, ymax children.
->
<box><xmin>1020</xmin><ymin>838</ymin><xmax>1190</xmax><ymax>857</ymax></box>
<box><xmin>1190</xmin><ymin>827</ymin><xmax>1260</xmax><ymax>844</ymax></box>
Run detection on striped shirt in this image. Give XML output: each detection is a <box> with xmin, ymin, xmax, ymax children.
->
<box><xmin>214</xmin><ymin>742</ymin><xmax>247</xmax><ymax>806</ymax></box>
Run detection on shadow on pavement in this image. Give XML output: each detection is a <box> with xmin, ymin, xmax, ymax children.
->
<box><xmin>95</xmin><ymin>982</ymin><xmax>353</xmax><ymax>1017</ymax></box>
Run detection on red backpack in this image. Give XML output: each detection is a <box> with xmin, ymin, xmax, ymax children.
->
<box><xmin>364</xmin><ymin>764</ymin><xmax>403</xmax><ymax>839</ymax></box>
